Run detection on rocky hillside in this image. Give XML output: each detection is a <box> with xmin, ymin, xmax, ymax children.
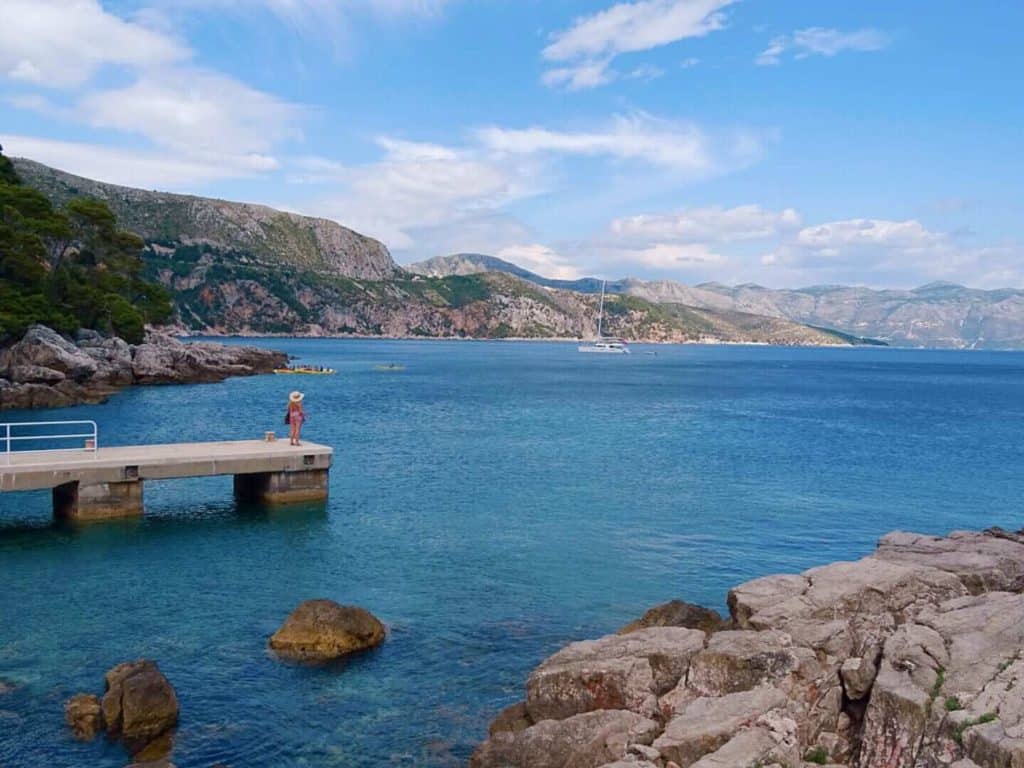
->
<box><xmin>473</xmin><ymin>527</ymin><xmax>1024</xmax><ymax>768</ymax></box>
<box><xmin>9</xmin><ymin>159</ymin><xmax>864</xmax><ymax>344</ymax></box>
<box><xmin>413</xmin><ymin>254</ymin><xmax>1024</xmax><ymax>348</ymax></box>
<box><xmin>685</xmin><ymin>282</ymin><xmax>1024</xmax><ymax>349</ymax></box>
<box><xmin>12</xmin><ymin>158</ymin><xmax>396</xmax><ymax>280</ymax></box>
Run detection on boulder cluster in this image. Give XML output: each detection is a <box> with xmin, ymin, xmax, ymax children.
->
<box><xmin>65</xmin><ymin>660</ymin><xmax>178</xmax><ymax>761</ymax></box>
<box><xmin>472</xmin><ymin>528</ymin><xmax>1024</xmax><ymax>768</ymax></box>
<box><xmin>0</xmin><ymin>324</ymin><xmax>287</xmax><ymax>410</ymax></box>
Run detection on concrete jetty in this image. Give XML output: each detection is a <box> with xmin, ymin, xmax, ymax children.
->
<box><xmin>0</xmin><ymin>440</ymin><xmax>332</xmax><ymax>522</ymax></box>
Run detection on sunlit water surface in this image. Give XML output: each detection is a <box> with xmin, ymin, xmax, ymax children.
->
<box><xmin>2</xmin><ymin>340</ymin><xmax>1023</xmax><ymax>766</ymax></box>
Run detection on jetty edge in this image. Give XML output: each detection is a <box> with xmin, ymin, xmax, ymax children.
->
<box><xmin>0</xmin><ymin>439</ymin><xmax>332</xmax><ymax>521</ymax></box>
<box><xmin>472</xmin><ymin>527</ymin><xmax>1024</xmax><ymax>768</ymax></box>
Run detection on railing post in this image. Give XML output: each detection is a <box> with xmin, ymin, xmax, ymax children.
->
<box><xmin>4</xmin><ymin>423</ymin><xmax>9</xmax><ymax>465</ymax></box>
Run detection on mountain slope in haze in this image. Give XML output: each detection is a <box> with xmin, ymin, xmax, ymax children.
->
<box><xmin>415</xmin><ymin>252</ymin><xmax>1024</xmax><ymax>348</ymax></box>
<box><xmin>408</xmin><ymin>253</ymin><xmax>617</xmax><ymax>293</ymax></box>
<box><xmin>13</xmin><ymin>158</ymin><xmax>396</xmax><ymax>280</ymax></box>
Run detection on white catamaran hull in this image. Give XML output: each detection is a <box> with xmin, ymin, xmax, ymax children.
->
<box><xmin>578</xmin><ymin>344</ymin><xmax>630</xmax><ymax>354</ymax></box>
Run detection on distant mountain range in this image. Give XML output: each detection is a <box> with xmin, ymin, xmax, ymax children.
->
<box><xmin>11</xmin><ymin>159</ymin><xmax>862</xmax><ymax>346</ymax></box>
<box><xmin>408</xmin><ymin>254</ymin><xmax>1024</xmax><ymax>348</ymax></box>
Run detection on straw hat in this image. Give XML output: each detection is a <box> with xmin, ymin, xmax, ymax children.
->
<box><xmin>289</xmin><ymin>391</ymin><xmax>304</xmax><ymax>403</ymax></box>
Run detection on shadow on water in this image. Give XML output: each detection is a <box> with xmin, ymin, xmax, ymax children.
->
<box><xmin>0</xmin><ymin>493</ymin><xmax>328</xmax><ymax>541</ymax></box>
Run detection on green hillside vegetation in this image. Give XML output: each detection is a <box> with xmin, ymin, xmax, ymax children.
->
<box><xmin>0</xmin><ymin>151</ymin><xmax>171</xmax><ymax>344</ymax></box>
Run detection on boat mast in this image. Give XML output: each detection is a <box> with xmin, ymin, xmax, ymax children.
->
<box><xmin>597</xmin><ymin>280</ymin><xmax>606</xmax><ymax>339</ymax></box>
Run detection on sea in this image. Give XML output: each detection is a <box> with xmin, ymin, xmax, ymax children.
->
<box><xmin>2</xmin><ymin>339</ymin><xmax>1022</xmax><ymax>766</ymax></box>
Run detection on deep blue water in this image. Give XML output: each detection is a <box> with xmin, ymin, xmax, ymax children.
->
<box><xmin>2</xmin><ymin>340</ymin><xmax>1023</xmax><ymax>767</ymax></box>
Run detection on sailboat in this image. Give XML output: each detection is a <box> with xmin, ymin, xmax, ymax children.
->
<box><xmin>578</xmin><ymin>280</ymin><xmax>630</xmax><ymax>354</ymax></box>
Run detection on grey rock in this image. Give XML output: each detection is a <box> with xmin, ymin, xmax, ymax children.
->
<box><xmin>840</xmin><ymin>655</ymin><xmax>879</xmax><ymax>700</ymax></box>
<box><xmin>877</xmin><ymin>529</ymin><xmax>1024</xmax><ymax>593</ymax></box>
<box><xmin>7</xmin><ymin>364</ymin><xmax>65</xmax><ymax>384</ymax></box>
<box><xmin>526</xmin><ymin>628</ymin><xmax>705</xmax><ymax>721</ymax></box>
<box><xmin>687</xmin><ymin>630</ymin><xmax>799</xmax><ymax>697</ymax></box>
<box><xmin>470</xmin><ymin>710</ymin><xmax>660</xmax><ymax>768</ymax></box>
<box><xmin>0</xmin><ymin>325</ymin><xmax>97</xmax><ymax>382</ymax></box>
<box><xmin>653</xmin><ymin>686</ymin><xmax>788</xmax><ymax>766</ymax></box>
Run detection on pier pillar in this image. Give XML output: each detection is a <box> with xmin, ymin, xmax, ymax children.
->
<box><xmin>53</xmin><ymin>480</ymin><xmax>144</xmax><ymax>522</ymax></box>
<box><xmin>233</xmin><ymin>469</ymin><xmax>328</xmax><ymax>505</ymax></box>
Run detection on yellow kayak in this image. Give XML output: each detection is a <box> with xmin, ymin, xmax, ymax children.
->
<box><xmin>273</xmin><ymin>368</ymin><xmax>336</xmax><ymax>375</ymax></box>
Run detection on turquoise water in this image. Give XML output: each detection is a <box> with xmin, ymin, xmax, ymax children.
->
<box><xmin>2</xmin><ymin>340</ymin><xmax>1023</xmax><ymax>766</ymax></box>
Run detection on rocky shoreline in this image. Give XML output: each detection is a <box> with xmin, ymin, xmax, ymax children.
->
<box><xmin>0</xmin><ymin>325</ymin><xmax>287</xmax><ymax>410</ymax></box>
<box><xmin>472</xmin><ymin>527</ymin><xmax>1024</xmax><ymax>768</ymax></box>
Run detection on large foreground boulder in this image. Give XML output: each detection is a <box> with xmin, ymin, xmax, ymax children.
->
<box><xmin>269</xmin><ymin>599</ymin><xmax>386</xmax><ymax>662</ymax></box>
<box><xmin>474</xmin><ymin>528</ymin><xmax>1024</xmax><ymax>768</ymax></box>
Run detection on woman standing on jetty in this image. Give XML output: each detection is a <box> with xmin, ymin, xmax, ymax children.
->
<box><xmin>286</xmin><ymin>391</ymin><xmax>306</xmax><ymax>446</ymax></box>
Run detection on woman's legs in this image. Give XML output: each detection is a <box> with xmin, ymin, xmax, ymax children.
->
<box><xmin>289</xmin><ymin>420</ymin><xmax>299</xmax><ymax>445</ymax></box>
<box><xmin>294</xmin><ymin>419</ymin><xmax>303</xmax><ymax>446</ymax></box>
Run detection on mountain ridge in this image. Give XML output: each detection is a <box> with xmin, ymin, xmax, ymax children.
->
<box><xmin>409</xmin><ymin>253</ymin><xmax>1024</xmax><ymax>348</ymax></box>
<box><xmin>8</xmin><ymin>157</ymin><xmax>869</xmax><ymax>346</ymax></box>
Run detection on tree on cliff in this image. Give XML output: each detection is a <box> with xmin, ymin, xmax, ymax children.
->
<box><xmin>0</xmin><ymin>151</ymin><xmax>172</xmax><ymax>344</ymax></box>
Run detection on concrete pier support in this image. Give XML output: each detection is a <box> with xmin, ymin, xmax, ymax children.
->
<box><xmin>53</xmin><ymin>480</ymin><xmax>144</xmax><ymax>522</ymax></box>
<box><xmin>233</xmin><ymin>469</ymin><xmax>329</xmax><ymax>505</ymax></box>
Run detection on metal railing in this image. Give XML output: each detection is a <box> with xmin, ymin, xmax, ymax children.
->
<box><xmin>2</xmin><ymin>420</ymin><xmax>99</xmax><ymax>464</ymax></box>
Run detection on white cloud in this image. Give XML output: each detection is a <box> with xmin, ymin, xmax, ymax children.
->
<box><xmin>795</xmin><ymin>219</ymin><xmax>941</xmax><ymax>251</ymax></box>
<box><xmin>78</xmin><ymin>71</ymin><xmax>303</xmax><ymax>157</ymax></box>
<box><xmin>611</xmin><ymin>205</ymin><xmax>801</xmax><ymax>244</ymax></box>
<box><xmin>757</xmin><ymin>27</ymin><xmax>888</xmax><ymax>66</ymax></box>
<box><xmin>0</xmin><ymin>0</ymin><xmax>188</xmax><ymax>88</ymax></box>
<box><xmin>542</xmin><ymin>0</ymin><xmax>735</xmax><ymax>90</ymax></box>
<box><xmin>604</xmin><ymin>242</ymin><xmax>727</xmax><ymax>270</ymax></box>
<box><xmin>3</xmin><ymin>0</ymin><xmax>305</xmax><ymax>187</ymax></box>
<box><xmin>478</xmin><ymin>113</ymin><xmax>762</xmax><ymax>177</ymax></box>
<box><xmin>496</xmin><ymin>244</ymin><xmax>581</xmax><ymax>280</ymax></box>
<box><xmin>298</xmin><ymin>137</ymin><xmax>540</xmax><ymax>251</ymax></box>
<box><xmin>294</xmin><ymin>114</ymin><xmax>768</xmax><ymax>257</ymax></box>
<box><xmin>2</xmin><ymin>135</ymin><xmax>268</xmax><ymax>188</ymax></box>
<box><xmin>541</xmin><ymin>60</ymin><xmax>617</xmax><ymax>91</ymax></box>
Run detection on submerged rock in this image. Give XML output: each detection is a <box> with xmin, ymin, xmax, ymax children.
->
<box><xmin>64</xmin><ymin>693</ymin><xmax>102</xmax><ymax>741</ymax></box>
<box><xmin>474</xmin><ymin>527</ymin><xmax>1024</xmax><ymax>768</ymax></box>
<box><xmin>269</xmin><ymin>599</ymin><xmax>386</xmax><ymax>662</ymax></box>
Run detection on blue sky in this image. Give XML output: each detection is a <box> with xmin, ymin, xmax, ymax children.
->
<box><xmin>3</xmin><ymin>1</ymin><xmax>1023</xmax><ymax>288</ymax></box>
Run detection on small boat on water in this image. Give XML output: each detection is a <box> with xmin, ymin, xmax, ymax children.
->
<box><xmin>578</xmin><ymin>280</ymin><xmax>631</xmax><ymax>354</ymax></box>
<box><xmin>273</xmin><ymin>366</ymin><xmax>336</xmax><ymax>375</ymax></box>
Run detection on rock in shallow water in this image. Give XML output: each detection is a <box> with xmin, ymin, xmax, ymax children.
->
<box><xmin>102</xmin><ymin>660</ymin><xmax>179</xmax><ymax>756</ymax></box>
<box><xmin>269</xmin><ymin>599</ymin><xmax>386</xmax><ymax>662</ymax></box>
<box><xmin>64</xmin><ymin>693</ymin><xmax>102</xmax><ymax>740</ymax></box>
